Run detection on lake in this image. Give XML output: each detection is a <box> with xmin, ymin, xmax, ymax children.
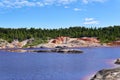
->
<box><xmin>0</xmin><ymin>47</ymin><xmax>120</xmax><ymax>80</ymax></box>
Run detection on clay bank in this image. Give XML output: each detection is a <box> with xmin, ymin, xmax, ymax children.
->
<box><xmin>1</xmin><ymin>36</ymin><xmax>117</xmax><ymax>49</ymax></box>
<box><xmin>36</xmin><ymin>36</ymin><xmax>103</xmax><ymax>48</ymax></box>
<box><xmin>0</xmin><ymin>36</ymin><xmax>118</xmax><ymax>52</ymax></box>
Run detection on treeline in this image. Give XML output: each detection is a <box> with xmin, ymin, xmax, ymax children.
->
<box><xmin>0</xmin><ymin>25</ymin><xmax>120</xmax><ymax>43</ymax></box>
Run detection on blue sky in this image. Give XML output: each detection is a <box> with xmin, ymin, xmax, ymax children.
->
<box><xmin>0</xmin><ymin>0</ymin><xmax>120</xmax><ymax>29</ymax></box>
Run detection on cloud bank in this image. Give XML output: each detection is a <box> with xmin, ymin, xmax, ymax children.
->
<box><xmin>0</xmin><ymin>0</ymin><xmax>107</xmax><ymax>8</ymax></box>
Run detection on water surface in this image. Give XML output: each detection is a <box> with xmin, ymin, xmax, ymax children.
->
<box><xmin>0</xmin><ymin>47</ymin><xmax>120</xmax><ymax>80</ymax></box>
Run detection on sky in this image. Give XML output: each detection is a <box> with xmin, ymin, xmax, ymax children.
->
<box><xmin>0</xmin><ymin>0</ymin><xmax>120</xmax><ymax>29</ymax></box>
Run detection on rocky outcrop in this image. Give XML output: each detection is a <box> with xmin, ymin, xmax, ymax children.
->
<box><xmin>50</xmin><ymin>36</ymin><xmax>70</xmax><ymax>44</ymax></box>
<box><xmin>0</xmin><ymin>39</ymin><xmax>9</xmax><ymax>49</ymax></box>
<box><xmin>36</xmin><ymin>43</ymin><xmax>57</xmax><ymax>48</ymax></box>
<box><xmin>108</xmin><ymin>40</ymin><xmax>120</xmax><ymax>46</ymax></box>
<box><xmin>78</xmin><ymin>37</ymin><xmax>100</xmax><ymax>43</ymax></box>
<box><xmin>52</xmin><ymin>48</ymin><xmax>83</xmax><ymax>53</ymax></box>
<box><xmin>0</xmin><ymin>38</ymin><xmax>35</xmax><ymax>49</ymax></box>
<box><xmin>6</xmin><ymin>47</ymin><xmax>83</xmax><ymax>53</ymax></box>
<box><xmin>45</xmin><ymin>36</ymin><xmax>101</xmax><ymax>48</ymax></box>
<box><xmin>91</xmin><ymin>67</ymin><xmax>120</xmax><ymax>80</ymax></box>
<box><xmin>91</xmin><ymin>58</ymin><xmax>120</xmax><ymax>80</ymax></box>
<box><xmin>11</xmin><ymin>38</ymin><xmax>34</xmax><ymax>48</ymax></box>
<box><xmin>0</xmin><ymin>37</ymin><xmax>103</xmax><ymax>49</ymax></box>
<box><xmin>33</xmin><ymin>48</ymin><xmax>83</xmax><ymax>54</ymax></box>
<box><xmin>115</xmin><ymin>58</ymin><xmax>120</xmax><ymax>64</ymax></box>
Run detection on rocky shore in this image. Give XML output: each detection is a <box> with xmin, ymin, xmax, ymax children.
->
<box><xmin>0</xmin><ymin>36</ymin><xmax>119</xmax><ymax>50</ymax></box>
<box><xmin>3</xmin><ymin>47</ymin><xmax>83</xmax><ymax>54</ymax></box>
<box><xmin>35</xmin><ymin>36</ymin><xmax>104</xmax><ymax>48</ymax></box>
<box><xmin>0</xmin><ymin>38</ymin><xmax>34</xmax><ymax>49</ymax></box>
<box><xmin>115</xmin><ymin>58</ymin><xmax>120</xmax><ymax>64</ymax></box>
<box><xmin>91</xmin><ymin>67</ymin><xmax>120</xmax><ymax>80</ymax></box>
<box><xmin>91</xmin><ymin>58</ymin><xmax>120</xmax><ymax>80</ymax></box>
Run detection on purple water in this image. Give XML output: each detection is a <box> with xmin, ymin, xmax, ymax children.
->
<box><xmin>0</xmin><ymin>47</ymin><xmax>120</xmax><ymax>80</ymax></box>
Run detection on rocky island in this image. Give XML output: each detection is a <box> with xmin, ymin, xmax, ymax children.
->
<box><xmin>32</xmin><ymin>48</ymin><xmax>83</xmax><ymax>53</ymax></box>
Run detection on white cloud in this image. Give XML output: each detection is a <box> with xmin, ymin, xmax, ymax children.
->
<box><xmin>93</xmin><ymin>0</ymin><xmax>107</xmax><ymax>3</ymax></box>
<box><xmin>84</xmin><ymin>20</ymin><xmax>99</xmax><ymax>24</ymax></box>
<box><xmin>43</xmin><ymin>0</ymin><xmax>77</xmax><ymax>6</ymax></box>
<box><xmin>36</xmin><ymin>2</ymin><xmax>44</xmax><ymax>7</ymax></box>
<box><xmin>43</xmin><ymin>0</ymin><xmax>55</xmax><ymax>5</ymax></box>
<box><xmin>64</xmin><ymin>6</ymin><xmax>69</xmax><ymax>8</ymax></box>
<box><xmin>82</xmin><ymin>0</ymin><xmax>89</xmax><ymax>4</ymax></box>
<box><xmin>82</xmin><ymin>0</ymin><xmax>107</xmax><ymax>4</ymax></box>
<box><xmin>85</xmin><ymin>18</ymin><xmax>94</xmax><ymax>21</ymax></box>
<box><xmin>74</xmin><ymin>8</ymin><xmax>82</xmax><ymax>11</ymax></box>
<box><xmin>0</xmin><ymin>0</ymin><xmax>107</xmax><ymax>8</ymax></box>
<box><xmin>84</xmin><ymin>18</ymin><xmax>99</xmax><ymax>24</ymax></box>
<box><xmin>0</xmin><ymin>0</ymin><xmax>77</xmax><ymax>8</ymax></box>
<box><xmin>0</xmin><ymin>0</ymin><xmax>45</xmax><ymax>8</ymax></box>
<box><xmin>58</xmin><ymin>0</ymin><xmax>77</xmax><ymax>4</ymax></box>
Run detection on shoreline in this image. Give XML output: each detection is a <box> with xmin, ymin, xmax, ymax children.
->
<box><xmin>0</xmin><ymin>45</ymin><xmax>119</xmax><ymax>53</ymax></box>
<box><xmin>0</xmin><ymin>45</ymin><xmax>117</xmax><ymax>50</ymax></box>
<box><xmin>1</xmin><ymin>36</ymin><xmax>120</xmax><ymax>50</ymax></box>
<box><xmin>0</xmin><ymin>45</ymin><xmax>119</xmax><ymax>50</ymax></box>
